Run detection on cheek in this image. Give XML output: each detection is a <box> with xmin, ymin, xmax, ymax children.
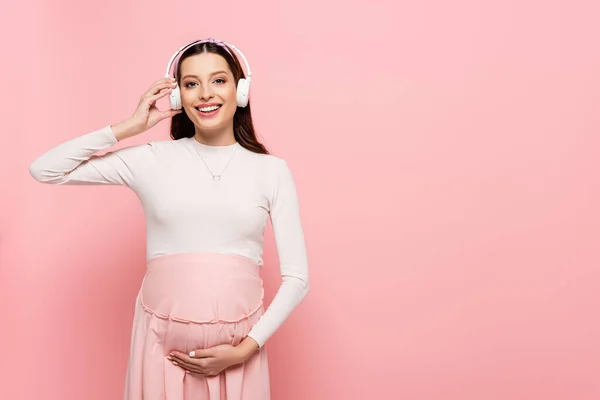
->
<box><xmin>224</xmin><ymin>87</ymin><xmax>237</xmax><ymax>103</ymax></box>
<box><xmin>217</xmin><ymin>88</ymin><xmax>236</xmax><ymax>112</ymax></box>
<box><xmin>181</xmin><ymin>89</ymin><xmax>196</xmax><ymax>104</ymax></box>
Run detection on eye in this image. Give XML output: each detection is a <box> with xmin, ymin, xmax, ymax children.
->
<box><xmin>184</xmin><ymin>82</ymin><xmax>197</xmax><ymax>88</ymax></box>
<box><xmin>214</xmin><ymin>78</ymin><xmax>226</xmax><ymax>84</ymax></box>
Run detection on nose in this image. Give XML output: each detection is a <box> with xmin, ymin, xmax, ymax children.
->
<box><xmin>199</xmin><ymin>83</ymin><xmax>214</xmax><ymax>100</ymax></box>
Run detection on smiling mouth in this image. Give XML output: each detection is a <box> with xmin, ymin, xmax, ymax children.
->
<box><xmin>195</xmin><ymin>105</ymin><xmax>222</xmax><ymax>113</ymax></box>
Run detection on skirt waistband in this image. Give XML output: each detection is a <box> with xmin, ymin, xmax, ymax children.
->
<box><xmin>140</xmin><ymin>252</ymin><xmax>264</xmax><ymax>324</ymax></box>
<box><xmin>147</xmin><ymin>251</ymin><xmax>259</xmax><ymax>269</ymax></box>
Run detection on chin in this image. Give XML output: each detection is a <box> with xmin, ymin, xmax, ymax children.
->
<box><xmin>198</xmin><ymin>118</ymin><xmax>233</xmax><ymax>131</ymax></box>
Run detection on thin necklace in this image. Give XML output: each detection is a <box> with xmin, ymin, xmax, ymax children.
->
<box><xmin>192</xmin><ymin>139</ymin><xmax>239</xmax><ymax>181</ymax></box>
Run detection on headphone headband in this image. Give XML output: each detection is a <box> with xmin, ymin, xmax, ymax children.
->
<box><xmin>164</xmin><ymin>38</ymin><xmax>252</xmax><ymax>80</ymax></box>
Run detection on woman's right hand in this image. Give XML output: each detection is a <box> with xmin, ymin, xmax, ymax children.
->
<box><xmin>112</xmin><ymin>78</ymin><xmax>182</xmax><ymax>141</ymax></box>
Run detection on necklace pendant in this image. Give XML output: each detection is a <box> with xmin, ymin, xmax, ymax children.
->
<box><xmin>213</xmin><ymin>175</ymin><xmax>221</xmax><ymax>181</ymax></box>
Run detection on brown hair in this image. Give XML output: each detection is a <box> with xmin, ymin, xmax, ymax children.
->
<box><xmin>169</xmin><ymin>41</ymin><xmax>269</xmax><ymax>155</ymax></box>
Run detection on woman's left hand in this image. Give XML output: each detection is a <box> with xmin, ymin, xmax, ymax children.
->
<box><xmin>168</xmin><ymin>344</ymin><xmax>244</xmax><ymax>376</ymax></box>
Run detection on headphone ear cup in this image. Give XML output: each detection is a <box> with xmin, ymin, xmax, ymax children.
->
<box><xmin>170</xmin><ymin>85</ymin><xmax>182</xmax><ymax>110</ymax></box>
<box><xmin>236</xmin><ymin>78</ymin><xmax>250</xmax><ymax>107</ymax></box>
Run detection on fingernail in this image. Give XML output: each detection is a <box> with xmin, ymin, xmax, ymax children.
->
<box><xmin>189</xmin><ymin>351</ymin><xmax>195</xmax><ymax>357</ymax></box>
<box><xmin>172</xmin><ymin>361</ymin><xmax>178</xmax><ymax>365</ymax></box>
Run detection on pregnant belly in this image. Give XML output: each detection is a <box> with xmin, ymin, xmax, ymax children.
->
<box><xmin>139</xmin><ymin>252</ymin><xmax>264</xmax><ymax>350</ymax></box>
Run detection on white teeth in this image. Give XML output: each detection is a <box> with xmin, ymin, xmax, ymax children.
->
<box><xmin>198</xmin><ymin>105</ymin><xmax>220</xmax><ymax>112</ymax></box>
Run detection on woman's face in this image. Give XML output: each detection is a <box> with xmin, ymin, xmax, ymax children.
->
<box><xmin>179</xmin><ymin>52</ymin><xmax>237</xmax><ymax>133</ymax></box>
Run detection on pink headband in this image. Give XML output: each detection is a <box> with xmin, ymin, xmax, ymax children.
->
<box><xmin>196</xmin><ymin>38</ymin><xmax>235</xmax><ymax>58</ymax></box>
<box><xmin>165</xmin><ymin>38</ymin><xmax>252</xmax><ymax>80</ymax></box>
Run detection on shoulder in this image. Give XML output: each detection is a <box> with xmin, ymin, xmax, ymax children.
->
<box><xmin>101</xmin><ymin>138</ymin><xmax>190</xmax><ymax>176</ymax></box>
<box><xmin>122</xmin><ymin>137</ymin><xmax>188</xmax><ymax>159</ymax></box>
<box><xmin>240</xmin><ymin>148</ymin><xmax>293</xmax><ymax>180</ymax></box>
<box><xmin>145</xmin><ymin>137</ymin><xmax>188</xmax><ymax>152</ymax></box>
<box><xmin>240</xmin><ymin>146</ymin><xmax>289</xmax><ymax>169</ymax></box>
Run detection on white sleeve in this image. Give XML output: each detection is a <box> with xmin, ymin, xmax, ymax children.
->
<box><xmin>246</xmin><ymin>158</ymin><xmax>310</xmax><ymax>348</ymax></box>
<box><xmin>29</xmin><ymin>125</ymin><xmax>155</xmax><ymax>188</ymax></box>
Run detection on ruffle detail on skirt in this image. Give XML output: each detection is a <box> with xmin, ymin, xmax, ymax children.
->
<box><xmin>139</xmin><ymin>251</ymin><xmax>265</xmax><ymax>325</ymax></box>
<box><xmin>139</xmin><ymin>292</ymin><xmax>264</xmax><ymax>324</ymax></box>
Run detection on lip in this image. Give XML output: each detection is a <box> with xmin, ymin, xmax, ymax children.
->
<box><xmin>194</xmin><ymin>104</ymin><xmax>222</xmax><ymax>118</ymax></box>
<box><xmin>194</xmin><ymin>102</ymin><xmax>222</xmax><ymax>108</ymax></box>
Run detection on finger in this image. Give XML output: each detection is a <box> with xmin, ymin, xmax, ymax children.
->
<box><xmin>172</xmin><ymin>359</ymin><xmax>199</xmax><ymax>371</ymax></box>
<box><xmin>171</xmin><ymin>353</ymin><xmax>213</xmax><ymax>372</ymax></box>
<box><xmin>152</xmin><ymin>77</ymin><xmax>178</xmax><ymax>89</ymax></box>
<box><xmin>145</xmin><ymin>79</ymin><xmax>178</xmax><ymax>97</ymax></box>
<box><xmin>150</xmin><ymin>77</ymin><xmax>175</xmax><ymax>86</ymax></box>
<box><xmin>169</xmin><ymin>352</ymin><xmax>199</xmax><ymax>365</ymax></box>
<box><xmin>146</xmin><ymin>83</ymin><xmax>176</xmax><ymax>100</ymax></box>
<box><xmin>168</xmin><ymin>355</ymin><xmax>193</xmax><ymax>368</ymax></box>
<box><xmin>138</xmin><ymin>88</ymin><xmax>170</xmax><ymax>110</ymax></box>
<box><xmin>159</xmin><ymin>109</ymin><xmax>183</xmax><ymax>120</ymax></box>
<box><xmin>171</xmin><ymin>358</ymin><xmax>205</xmax><ymax>374</ymax></box>
<box><xmin>188</xmin><ymin>348</ymin><xmax>212</xmax><ymax>358</ymax></box>
<box><xmin>146</xmin><ymin>87</ymin><xmax>173</xmax><ymax>104</ymax></box>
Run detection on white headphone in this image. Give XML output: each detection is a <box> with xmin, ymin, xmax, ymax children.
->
<box><xmin>164</xmin><ymin>38</ymin><xmax>252</xmax><ymax>110</ymax></box>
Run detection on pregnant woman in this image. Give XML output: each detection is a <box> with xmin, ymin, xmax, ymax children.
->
<box><xmin>29</xmin><ymin>38</ymin><xmax>310</xmax><ymax>400</ymax></box>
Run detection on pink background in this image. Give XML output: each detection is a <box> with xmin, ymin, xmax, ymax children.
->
<box><xmin>1</xmin><ymin>0</ymin><xmax>599</xmax><ymax>399</ymax></box>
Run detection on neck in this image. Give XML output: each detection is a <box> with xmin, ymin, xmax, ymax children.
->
<box><xmin>193</xmin><ymin>125</ymin><xmax>236</xmax><ymax>146</ymax></box>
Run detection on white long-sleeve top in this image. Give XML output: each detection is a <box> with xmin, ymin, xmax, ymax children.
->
<box><xmin>29</xmin><ymin>125</ymin><xmax>309</xmax><ymax>348</ymax></box>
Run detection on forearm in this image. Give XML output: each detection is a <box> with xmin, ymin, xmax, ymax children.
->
<box><xmin>29</xmin><ymin>124</ymin><xmax>154</xmax><ymax>186</ymax></box>
<box><xmin>244</xmin><ymin>275</ymin><xmax>309</xmax><ymax>348</ymax></box>
<box><xmin>235</xmin><ymin>336</ymin><xmax>260</xmax><ymax>362</ymax></box>
<box><xmin>110</xmin><ymin>118</ymin><xmax>143</xmax><ymax>142</ymax></box>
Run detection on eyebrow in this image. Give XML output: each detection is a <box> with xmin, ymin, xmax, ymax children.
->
<box><xmin>181</xmin><ymin>71</ymin><xmax>229</xmax><ymax>80</ymax></box>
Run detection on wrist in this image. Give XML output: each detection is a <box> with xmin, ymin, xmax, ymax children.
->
<box><xmin>111</xmin><ymin>119</ymin><xmax>142</xmax><ymax>141</ymax></box>
<box><xmin>235</xmin><ymin>336</ymin><xmax>260</xmax><ymax>362</ymax></box>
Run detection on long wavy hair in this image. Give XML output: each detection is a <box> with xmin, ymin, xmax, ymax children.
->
<box><xmin>169</xmin><ymin>41</ymin><xmax>269</xmax><ymax>155</ymax></box>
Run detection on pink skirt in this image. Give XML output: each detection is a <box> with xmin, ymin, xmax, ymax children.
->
<box><xmin>123</xmin><ymin>252</ymin><xmax>270</xmax><ymax>400</ymax></box>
